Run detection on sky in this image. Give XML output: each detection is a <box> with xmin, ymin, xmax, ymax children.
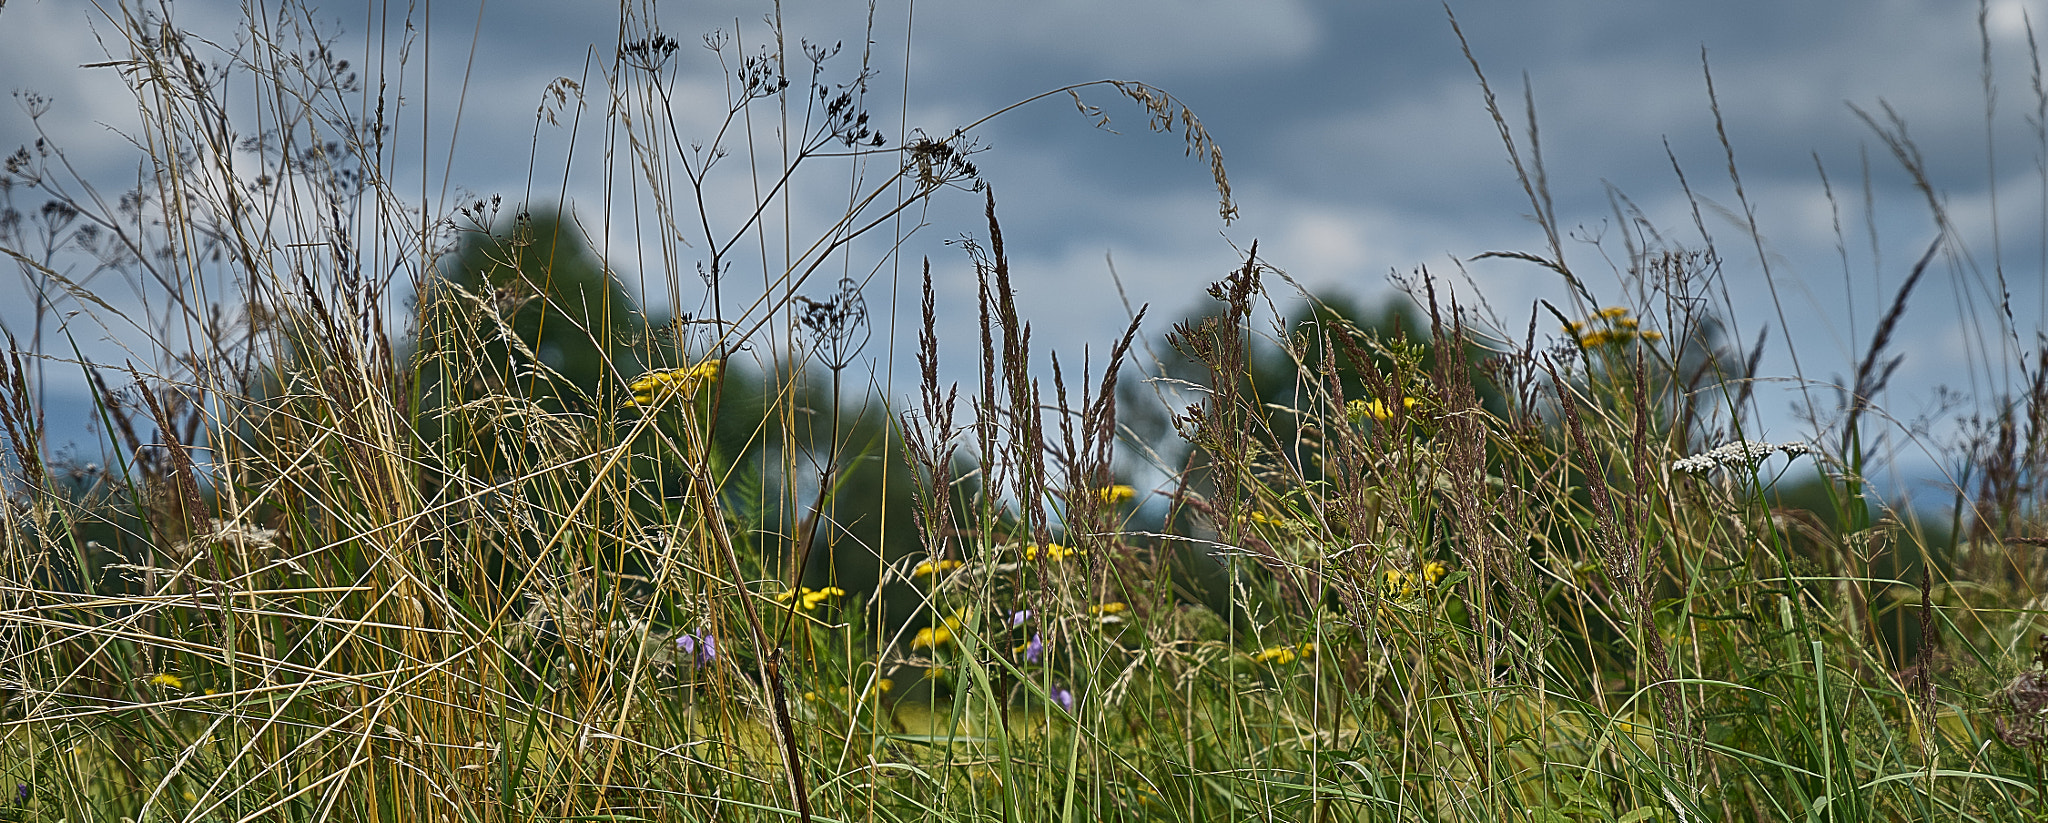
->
<box><xmin>2</xmin><ymin>0</ymin><xmax>2044</xmax><ymax>503</ymax></box>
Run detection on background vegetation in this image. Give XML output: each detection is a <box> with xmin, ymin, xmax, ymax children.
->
<box><xmin>0</xmin><ymin>3</ymin><xmax>2044</xmax><ymax>822</ymax></box>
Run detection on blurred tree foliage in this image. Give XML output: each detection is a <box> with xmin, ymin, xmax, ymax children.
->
<box><xmin>407</xmin><ymin>206</ymin><xmax>923</xmax><ymax>615</ymax></box>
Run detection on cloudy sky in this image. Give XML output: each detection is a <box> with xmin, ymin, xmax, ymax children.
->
<box><xmin>3</xmin><ymin>0</ymin><xmax>2043</xmax><ymax>499</ymax></box>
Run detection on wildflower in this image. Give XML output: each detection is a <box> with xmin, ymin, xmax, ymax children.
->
<box><xmin>1565</xmin><ymin>307</ymin><xmax>1664</xmax><ymax>349</ymax></box>
<box><xmin>1670</xmin><ymin>440</ymin><xmax>1810</xmax><ymax>475</ymax></box>
<box><xmin>625</xmin><ymin>360</ymin><xmax>722</xmax><ymax>408</ymax></box>
<box><xmin>1098</xmin><ymin>484</ymin><xmax>1136</xmax><ymax>505</ymax></box>
<box><xmin>1009</xmin><ymin>609</ymin><xmax>1033</xmax><ymax>628</ymax></box>
<box><xmin>1251</xmin><ymin>643</ymin><xmax>1315</xmax><ymax>665</ymax></box>
<box><xmin>675</xmin><ymin>631</ymin><xmax>718</xmax><ymax>666</ymax></box>
<box><xmin>913</xmin><ymin>609</ymin><xmax>968</xmax><ymax>649</ymax></box>
<box><xmin>1346</xmin><ymin>396</ymin><xmax>1418</xmax><ymax>424</ymax></box>
<box><xmin>1023</xmin><ymin>543</ymin><xmax>1082</xmax><ymax>562</ymax></box>
<box><xmin>1090</xmin><ymin>602</ymin><xmax>1128</xmax><ymax>616</ymax></box>
<box><xmin>16</xmin><ymin>782</ymin><xmax>28</xmax><ymax>804</ymax></box>
<box><xmin>149</xmin><ymin>673</ymin><xmax>184</xmax><ymax>690</ymax></box>
<box><xmin>1422</xmin><ymin>560</ymin><xmax>1448</xmax><ymax>585</ymax></box>
<box><xmin>1050</xmin><ymin>684</ymin><xmax>1075</xmax><ymax>713</ymax></box>
<box><xmin>776</xmin><ymin>586</ymin><xmax>848</xmax><ymax>611</ymax></box>
<box><xmin>912</xmin><ymin>558</ymin><xmax>963</xmax><ymax>579</ymax></box>
<box><xmin>1015</xmin><ymin>632</ymin><xmax>1045</xmax><ymax>663</ymax></box>
<box><xmin>1382</xmin><ymin>568</ymin><xmax>1415</xmax><ymax>598</ymax></box>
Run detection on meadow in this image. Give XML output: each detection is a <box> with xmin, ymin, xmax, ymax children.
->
<box><xmin>1</xmin><ymin>3</ymin><xmax>2045</xmax><ymax>822</ymax></box>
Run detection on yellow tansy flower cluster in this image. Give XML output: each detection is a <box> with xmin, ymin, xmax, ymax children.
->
<box><xmin>1089</xmin><ymin>602</ymin><xmax>1128</xmax><ymax>616</ymax></box>
<box><xmin>1023</xmin><ymin>543</ymin><xmax>1082</xmax><ymax>562</ymax></box>
<box><xmin>1346</xmin><ymin>396</ymin><xmax>1418</xmax><ymax>424</ymax></box>
<box><xmin>1563</xmin><ymin>307</ymin><xmax>1663</xmax><ymax>349</ymax></box>
<box><xmin>1252</xmin><ymin>643</ymin><xmax>1316</xmax><ymax>665</ymax></box>
<box><xmin>625</xmin><ymin>360</ymin><xmax>722</xmax><ymax>408</ymax></box>
<box><xmin>1098</xmin><ymin>484</ymin><xmax>1136</xmax><ymax>505</ymax></box>
<box><xmin>149</xmin><ymin>673</ymin><xmax>184</xmax><ymax>690</ymax></box>
<box><xmin>912</xmin><ymin>558</ymin><xmax>963</xmax><ymax>578</ymax></box>
<box><xmin>804</xmin><ymin>678</ymin><xmax>892</xmax><ymax>703</ymax></box>
<box><xmin>913</xmin><ymin>609</ymin><xmax>969</xmax><ymax>649</ymax></box>
<box><xmin>1382</xmin><ymin>560</ymin><xmax>1449</xmax><ymax>599</ymax></box>
<box><xmin>776</xmin><ymin>586</ymin><xmax>847</xmax><ymax>611</ymax></box>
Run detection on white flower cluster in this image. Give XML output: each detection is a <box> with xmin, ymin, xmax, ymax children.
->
<box><xmin>1671</xmin><ymin>440</ymin><xmax>1811</xmax><ymax>474</ymax></box>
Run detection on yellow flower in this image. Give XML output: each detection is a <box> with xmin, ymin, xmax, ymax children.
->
<box><xmin>1098</xmin><ymin>484</ymin><xmax>1136</xmax><ymax>505</ymax></box>
<box><xmin>1598</xmin><ymin>306</ymin><xmax>1630</xmax><ymax>320</ymax></box>
<box><xmin>913</xmin><ymin>609</ymin><xmax>969</xmax><ymax>649</ymax></box>
<box><xmin>1346</xmin><ymin>396</ymin><xmax>1418</xmax><ymax>424</ymax></box>
<box><xmin>1641</xmin><ymin>330</ymin><xmax>1664</xmax><ymax>342</ymax></box>
<box><xmin>776</xmin><ymin>586</ymin><xmax>847</xmax><ymax>611</ymax></box>
<box><xmin>1422</xmin><ymin>560</ymin><xmax>1448</xmax><ymax>585</ymax></box>
<box><xmin>625</xmin><ymin>360</ymin><xmax>722</xmax><ymax>408</ymax></box>
<box><xmin>1024</xmin><ymin>543</ymin><xmax>1081</xmax><ymax>562</ymax></box>
<box><xmin>149</xmin><ymin>673</ymin><xmax>184</xmax><ymax>690</ymax></box>
<box><xmin>1251</xmin><ymin>643</ymin><xmax>1315</xmax><ymax>665</ymax></box>
<box><xmin>912</xmin><ymin>559</ymin><xmax>963</xmax><ymax>578</ymax></box>
<box><xmin>913</xmin><ymin>626</ymin><xmax>952</xmax><ymax>649</ymax></box>
<box><xmin>1090</xmin><ymin>602</ymin><xmax>1128</xmax><ymax>616</ymax></box>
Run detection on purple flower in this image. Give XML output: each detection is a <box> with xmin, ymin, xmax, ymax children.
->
<box><xmin>676</xmin><ymin>631</ymin><xmax>718</xmax><ymax>666</ymax></box>
<box><xmin>1051</xmin><ymin>685</ymin><xmax>1075</xmax><ymax>713</ymax></box>
<box><xmin>14</xmin><ymin>783</ymin><xmax>26</xmax><ymax>804</ymax></box>
<box><xmin>1009</xmin><ymin>609</ymin><xmax>1032</xmax><ymax>628</ymax></box>
<box><xmin>1024</xmin><ymin>632</ymin><xmax>1044</xmax><ymax>664</ymax></box>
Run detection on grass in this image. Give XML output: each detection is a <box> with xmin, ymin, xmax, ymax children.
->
<box><xmin>0</xmin><ymin>2</ymin><xmax>2046</xmax><ymax>822</ymax></box>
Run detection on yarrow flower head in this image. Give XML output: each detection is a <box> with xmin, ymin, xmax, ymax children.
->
<box><xmin>625</xmin><ymin>360</ymin><xmax>722</xmax><ymax>408</ymax></box>
<box><xmin>1671</xmin><ymin>440</ymin><xmax>1811</xmax><ymax>474</ymax></box>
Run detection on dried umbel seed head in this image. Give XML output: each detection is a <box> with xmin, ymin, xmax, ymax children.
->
<box><xmin>1995</xmin><ymin>669</ymin><xmax>2048</xmax><ymax>748</ymax></box>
